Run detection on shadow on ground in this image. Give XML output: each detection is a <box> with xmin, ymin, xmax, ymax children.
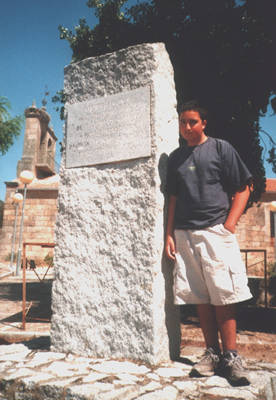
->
<box><xmin>22</xmin><ymin>336</ymin><xmax>51</xmax><ymax>350</ymax></box>
<box><xmin>180</xmin><ymin>303</ymin><xmax>276</xmax><ymax>334</ymax></box>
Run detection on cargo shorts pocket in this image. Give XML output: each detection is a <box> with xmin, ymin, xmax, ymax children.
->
<box><xmin>228</xmin><ymin>262</ymin><xmax>249</xmax><ymax>293</ymax></box>
<box><xmin>173</xmin><ymin>253</ymin><xmax>192</xmax><ymax>298</ymax></box>
<box><xmin>205</xmin><ymin>261</ymin><xmax>235</xmax><ymax>295</ymax></box>
<box><xmin>205</xmin><ymin>257</ymin><xmax>248</xmax><ymax>300</ymax></box>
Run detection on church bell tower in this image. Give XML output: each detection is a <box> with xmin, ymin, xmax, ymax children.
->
<box><xmin>17</xmin><ymin>102</ymin><xmax>57</xmax><ymax>179</ymax></box>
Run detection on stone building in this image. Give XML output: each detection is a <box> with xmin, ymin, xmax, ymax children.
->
<box><xmin>236</xmin><ymin>178</ymin><xmax>276</xmax><ymax>277</ymax></box>
<box><xmin>0</xmin><ymin>104</ymin><xmax>59</xmax><ymax>265</ymax></box>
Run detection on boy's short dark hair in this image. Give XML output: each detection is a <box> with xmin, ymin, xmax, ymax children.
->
<box><xmin>179</xmin><ymin>100</ymin><xmax>208</xmax><ymax>121</ymax></box>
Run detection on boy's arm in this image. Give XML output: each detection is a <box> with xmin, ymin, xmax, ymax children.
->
<box><xmin>224</xmin><ymin>184</ymin><xmax>250</xmax><ymax>233</ymax></box>
<box><xmin>165</xmin><ymin>195</ymin><xmax>177</xmax><ymax>260</ymax></box>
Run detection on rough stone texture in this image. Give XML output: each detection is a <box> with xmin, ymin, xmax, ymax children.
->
<box><xmin>51</xmin><ymin>43</ymin><xmax>180</xmax><ymax>364</ymax></box>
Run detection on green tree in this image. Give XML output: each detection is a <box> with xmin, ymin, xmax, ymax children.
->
<box><xmin>0</xmin><ymin>97</ymin><xmax>23</xmax><ymax>155</ymax></box>
<box><xmin>56</xmin><ymin>0</ymin><xmax>276</xmax><ymax>201</ymax></box>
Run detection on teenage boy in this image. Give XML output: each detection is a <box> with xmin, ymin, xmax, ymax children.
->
<box><xmin>165</xmin><ymin>100</ymin><xmax>252</xmax><ymax>385</ymax></box>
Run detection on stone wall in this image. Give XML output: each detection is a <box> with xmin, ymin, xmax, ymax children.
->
<box><xmin>236</xmin><ymin>202</ymin><xmax>275</xmax><ymax>277</ymax></box>
<box><xmin>51</xmin><ymin>43</ymin><xmax>180</xmax><ymax>364</ymax></box>
<box><xmin>0</xmin><ymin>183</ymin><xmax>58</xmax><ymax>265</ymax></box>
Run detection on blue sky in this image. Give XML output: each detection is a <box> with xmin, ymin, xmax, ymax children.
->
<box><xmin>0</xmin><ymin>0</ymin><xmax>275</xmax><ymax>201</ymax></box>
<box><xmin>0</xmin><ymin>0</ymin><xmax>100</xmax><ymax>201</ymax></box>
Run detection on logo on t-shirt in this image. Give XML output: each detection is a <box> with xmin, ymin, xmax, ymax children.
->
<box><xmin>188</xmin><ymin>164</ymin><xmax>196</xmax><ymax>171</ymax></box>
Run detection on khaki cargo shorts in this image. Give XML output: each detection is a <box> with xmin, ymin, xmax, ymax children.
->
<box><xmin>173</xmin><ymin>224</ymin><xmax>252</xmax><ymax>306</ymax></box>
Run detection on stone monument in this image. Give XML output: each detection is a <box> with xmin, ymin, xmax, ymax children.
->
<box><xmin>51</xmin><ymin>43</ymin><xmax>180</xmax><ymax>364</ymax></box>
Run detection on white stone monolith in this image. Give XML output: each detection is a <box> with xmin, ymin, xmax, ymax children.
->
<box><xmin>50</xmin><ymin>42</ymin><xmax>180</xmax><ymax>364</ymax></box>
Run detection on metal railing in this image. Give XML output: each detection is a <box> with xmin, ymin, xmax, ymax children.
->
<box><xmin>22</xmin><ymin>242</ymin><xmax>55</xmax><ymax>330</ymax></box>
<box><xmin>240</xmin><ymin>249</ymin><xmax>268</xmax><ymax>308</ymax></box>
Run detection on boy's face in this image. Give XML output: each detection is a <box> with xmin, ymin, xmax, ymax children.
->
<box><xmin>179</xmin><ymin>110</ymin><xmax>207</xmax><ymax>146</ymax></box>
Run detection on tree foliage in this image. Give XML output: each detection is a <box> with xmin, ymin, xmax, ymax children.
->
<box><xmin>52</xmin><ymin>90</ymin><xmax>68</xmax><ymax>121</ymax></box>
<box><xmin>0</xmin><ymin>97</ymin><xmax>23</xmax><ymax>156</ymax></box>
<box><xmin>56</xmin><ymin>0</ymin><xmax>276</xmax><ymax>201</ymax></box>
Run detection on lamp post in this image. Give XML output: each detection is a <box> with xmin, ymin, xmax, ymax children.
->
<box><xmin>10</xmin><ymin>192</ymin><xmax>23</xmax><ymax>273</ymax></box>
<box><xmin>270</xmin><ymin>201</ymin><xmax>276</xmax><ymax>262</ymax></box>
<box><xmin>15</xmin><ymin>170</ymin><xmax>34</xmax><ymax>276</ymax></box>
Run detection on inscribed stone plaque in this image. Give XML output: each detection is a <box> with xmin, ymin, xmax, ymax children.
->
<box><xmin>66</xmin><ymin>86</ymin><xmax>151</xmax><ymax>168</ymax></box>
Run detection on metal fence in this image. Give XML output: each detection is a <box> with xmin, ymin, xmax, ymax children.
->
<box><xmin>241</xmin><ymin>249</ymin><xmax>268</xmax><ymax>308</ymax></box>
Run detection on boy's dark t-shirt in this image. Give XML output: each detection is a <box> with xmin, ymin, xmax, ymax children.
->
<box><xmin>167</xmin><ymin>137</ymin><xmax>252</xmax><ymax>230</ymax></box>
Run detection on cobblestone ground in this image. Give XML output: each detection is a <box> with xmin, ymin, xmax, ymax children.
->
<box><xmin>0</xmin><ymin>340</ymin><xmax>276</xmax><ymax>400</ymax></box>
<box><xmin>1</xmin><ymin>265</ymin><xmax>276</xmax><ymax>399</ymax></box>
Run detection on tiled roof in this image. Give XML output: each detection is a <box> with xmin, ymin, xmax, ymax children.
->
<box><xmin>266</xmin><ymin>178</ymin><xmax>276</xmax><ymax>192</ymax></box>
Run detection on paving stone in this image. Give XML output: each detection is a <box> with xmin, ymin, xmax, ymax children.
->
<box><xmin>249</xmin><ymin>370</ymin><xmax>275</xmax><ymax>388</ymax></box>
<box><xmin>200</xmin><ymin>386</ymin><xmax>256</xmax><ymax>400</ymax></box>
<box><xmin>44</xmin><ymin>377</ymin><xmax>84</xmax><ymax>387</ymax></box>
<box><xmin>91</xmin><ymin>360</ymin><xmax>150</xmax><ymax>375</ymax></box>
<box><xmin>96</xmin><ymin>385</ymin><xmax>141</xmax><ymax>400</ymax></box>
<box><xmin>44</xmin><ymin>360</ymin><xmax>89</xmax><ymax>377</ymax></box>
<box><xmin>256</xmin><ymin>362</ymin><xmax>276</xmax><ymax>370</ymax></box>
<box><xmin>0</xmin><ymin>362</ymin><xmax>12</xmax><ymax>373</ymax></box>
<box><xmin>204</xmin><ymin>375</ymin><xmax>229</xmax><ymax>387</ymax></box>
<box><xmin>25</xmin><ymin>351</ymin><xmax>66</xmax><ymax>367</ymax></box>
<box><xmin>141</xmin><ymin>381</ymin><xmax>162</xmax><ymax>392</ymax></box>
<box><xmin>263</xmin><ymin>385</ymin><xmax>275</xmax><ymax>400</ymax></box>
<box><xmin>262</xmin><ymin>377</ymin><xmax>276</xmax><ymax>400</ymax></box>
<box><xmin>0</xmin><ymin>349</ymin><xmax>30</xmax><ymax>362</ymax></box>
<box><xmin>271</xmin><ymin>377</ymin><xmax>276</xmax><ymax>395</ymax></box>
<box><xmin>0</xmin><ymin>344</ymin><xmax>27</xmax><ymax>354</ymax></box>
<box><xmin>66</xmin><ymin>364</ymin><xmax>91</xmax><ymax>375</ymax></box>
<box><xmin>172</xmin><ymin>380</ymin><xmax>199</xmax><ymax>392</ymax></box>
<box><xmin>172</xmin><ymin>361</ymin><xmax>193</xmax><ymax>371</ymax></box>
<box><xmin>3</xmin><ymin>368</ymin><xmax>34</xmax><ymax>380</ymax></box>
<box><xmin>113</xmin><ymin>373</ymin><xmax>142</xmax><ymax>385</ymax></box>
<box><xmin>70</xmin><ymin>382</ymin><xmax>114</xmax><ymax>397</ymax></box>
<box><xmin>65</xmin><ymin>354</ymin><xmax>93</xmax><ymax>363</ymax></box>
<box><xmin>155</xmin><ymin>367</ymin><xmax>185</xmax><ymax>378</ymax></box>
<box><xmin>82</xmin><ymin>372</ymin><xmax>107</xmax><ymax>383</ymax></box>
<box><xmin>264</xmin><ymin>377</ymin><xmax>276</xmax><ymax>400</ymax></box>
<box><xmin>22</xmin><ymin>372</ymin><xmax>56</xmax><ymax>384</ymax></box>
<box><xmin>0</xmin><ymin>344</ymin><xmax>275</xmax><ymax>400</ymax></box>
<box><xmin>137</xmin><ymin>386</ymin><xmax>178</xmax><ymax>400</ymax></box>
<box><xmin>146</xmin><ymin>373</ymin><xmax>160</xmax><ymax>381</ymax></box>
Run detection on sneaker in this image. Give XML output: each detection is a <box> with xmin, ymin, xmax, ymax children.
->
<box><xmin>190</xmin><ymin>347</ymin><xmax>220</xmax><ymax>377</ymax></box>
<box><xmin>220</xmin><ymin>351</ymin><xmax>250</xmax><ymax>386</ymax></box>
